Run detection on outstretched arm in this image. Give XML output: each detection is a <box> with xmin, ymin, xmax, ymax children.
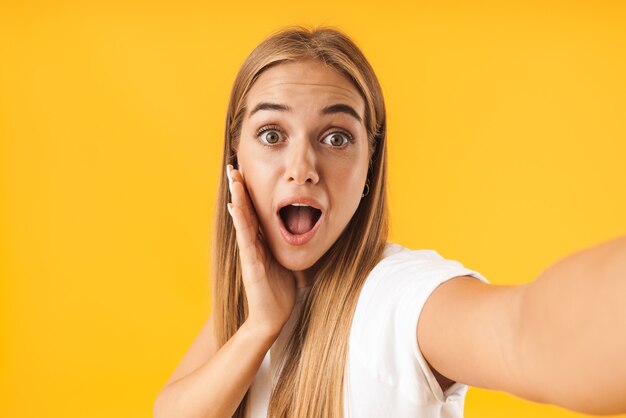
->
<box><xmin>519</xmin><ymin>235</ymin><xmax>626</xmax><ymax>414</ymax></box>
<box><xmin>418</xmin><ymin>235</ymin><xmax>626</xmax><ymax>415</ymax></box>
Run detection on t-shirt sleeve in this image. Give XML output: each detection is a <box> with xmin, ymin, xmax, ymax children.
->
<box><xmin>404</xmin><ymin>250</ymin><xmax>489</xmax><ymax>403</ymax></box>
<box><xmin>348</xmin><ymin>246</ymin><xmax>489</xmax><ymax>406</ymax></box>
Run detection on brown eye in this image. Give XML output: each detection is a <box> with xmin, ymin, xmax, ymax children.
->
<box><xmin>324</xmin><ymin>132</ymin><xmax>350</xmax><ymax>147</ymax></box>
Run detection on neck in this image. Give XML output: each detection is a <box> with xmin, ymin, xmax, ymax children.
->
<box><xmin>293</xmin><ymin>260</ymin><xmax>322</xmax><ymax>288</ymax></box>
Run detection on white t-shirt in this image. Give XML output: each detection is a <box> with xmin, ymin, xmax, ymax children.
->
<box><xmin>245</xmin><ymin>242</ymin><xmax>489</xmax><ymax>418</ymax></box>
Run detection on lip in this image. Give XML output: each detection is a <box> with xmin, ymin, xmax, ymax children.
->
<box><xmin>276</xmin><ymin>196</ymin><xmax>325</xmax><ymax>246</ymax></box>
<box><xmin>276</xmin><ymin>196</ymin><xmax>325</xmax><ymax>212</ymax></box>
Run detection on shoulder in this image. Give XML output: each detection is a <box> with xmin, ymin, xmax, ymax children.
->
<box><xmin>362</xmin><ymin>242</ymin><xmax>489</xmax><ymax>324</ymax></box>
<box><xmin>370</xmin><ymin>242</ymin><xmax>490</xmax><ymax>289</ymax></box>
<box><xmin>347</xmin><ymin>242</ymin><xmax>489</xmax><ymax>403</ymax></box>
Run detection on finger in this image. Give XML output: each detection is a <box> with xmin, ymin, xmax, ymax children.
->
<box><xmin>228</xmin><ymin>202</ymin><xmax>264</xmax><ymax>278</ymax></box>
<box><xmin>228</xmin><ymin>166</ymin><xmax>254</xmax><ymax>218</ymax></box>
<box><xmin>228</xmin><ymin>165</ymin><xmax>259</xmax><ymax>231</ymax></box>
<box><xmin>227</xmin><ymin>166</ymin><xmax>264</xmax><ymax>274</ymax></box>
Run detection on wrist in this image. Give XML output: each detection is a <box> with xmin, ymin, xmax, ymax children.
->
<box><xmin>240</xmin><ymin>319</ymin><xmax>283</xmax><ymax>349</ymax></box>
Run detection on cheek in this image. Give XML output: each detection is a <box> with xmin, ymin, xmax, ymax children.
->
<box><xmin>238</xmin><ymin>160</ymin><xmax>276</xmax><ymax>218</ymax></box>
<box><xmin>237</xmin><ymin>135</ymin><xmax>279</xmax><ymax>177</ymax></box>
<box><xmin>329</xmin><ymin>163</ymin><xmax>366</xmax><ymax>214</ymax></box>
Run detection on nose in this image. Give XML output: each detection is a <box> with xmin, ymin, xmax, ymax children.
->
<box><xmin>283</xmin><ymin>137</ymin><xmax>319</xmax><ymax>185</ymax></box>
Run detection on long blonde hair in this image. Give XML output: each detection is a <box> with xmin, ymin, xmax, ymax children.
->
<box><xmin>211</xmin><ymin>26</ymin><xmax>389</xmax><ymax>417</ymax></box>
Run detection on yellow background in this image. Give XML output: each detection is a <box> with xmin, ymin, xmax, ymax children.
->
<box><xmin>1</xmin><ymin>1</ymin><xmax>625</xmax><ymax>417</ymax></box>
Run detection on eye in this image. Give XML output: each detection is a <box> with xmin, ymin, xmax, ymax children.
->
<box><xmin>256</xmin><ymin>125</ymin><xmax>283</xmax><ymax>146</ymax></box>
<box><xmin>323</xmin><ymin>131</ymin><xmax>352</xmax><ymax>147</ymax></box>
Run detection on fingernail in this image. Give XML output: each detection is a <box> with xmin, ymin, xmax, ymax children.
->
<box><xmin>226</xmin><ymin>165</ymin><xmax>233</xmax><ymax>189</ymax></box>
<box><xmin>227</xmin><ymin>202</ymin><xmax>233</xmax><ymax>216</ymax></box>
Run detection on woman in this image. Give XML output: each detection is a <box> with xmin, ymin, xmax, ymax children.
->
<box><xmin>154</xmin><ymin>26</ymin><xmax>626</xmax><ymax>418</ymax></box>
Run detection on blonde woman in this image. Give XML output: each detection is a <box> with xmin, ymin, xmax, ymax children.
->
<box><xmin>154</xmin><ymin>27</ymin><xmax>626</xmax><ymax>418</ymax></box>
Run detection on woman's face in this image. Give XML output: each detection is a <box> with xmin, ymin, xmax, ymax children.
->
<box><xmin>236</xmin><ymin>59</ymin><xmax>370</xmax><ymax>278</ymax></box>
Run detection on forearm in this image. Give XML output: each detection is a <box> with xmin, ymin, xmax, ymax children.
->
<box><xmin>520</xmin><ymin>235</ymin><xmax>626</xmax><ymax>414</ymax></box>
<box><xmin>154</xmin><ymin>321</ymin><xmax>276</xmax><ymax>418</ymax></box>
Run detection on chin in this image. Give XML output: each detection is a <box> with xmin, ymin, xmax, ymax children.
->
<box><xmin>270</xmin><ymin>243</ymin><xmax>323</xmax><ymax>272</ymax></box>
<box><xmin>275</xmin><ymin>252</ymin><xmax>318</xmax><ymax>272</ymax></box>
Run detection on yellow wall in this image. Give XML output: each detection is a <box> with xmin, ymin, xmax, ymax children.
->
<box><xmin>1</xmin><ymin>1</ymin><xmax>625</xmax><ymax>417</ymax></box>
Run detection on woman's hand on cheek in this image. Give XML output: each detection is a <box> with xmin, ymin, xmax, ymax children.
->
<box><xmin>226</xmin><ymin>164</ymin><xmax>297</xmax><ymax>339</ymax></box>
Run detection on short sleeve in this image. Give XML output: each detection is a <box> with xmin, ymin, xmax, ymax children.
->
<box><xmin>348</xmin><ymin>243</ymin><xmax>489</xmax><ymax>406</ymax></box>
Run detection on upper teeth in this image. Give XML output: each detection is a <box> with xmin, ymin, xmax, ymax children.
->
<box><xmin>292</xmin><ymin>203</ymin><xmax>309</xmax><ymax>207</ymax></box>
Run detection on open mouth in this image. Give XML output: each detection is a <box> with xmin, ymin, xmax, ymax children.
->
<box><xmin>278</xmin><ymin>204</ymin><xmax>323</xmax><ymax>235</ymax></box>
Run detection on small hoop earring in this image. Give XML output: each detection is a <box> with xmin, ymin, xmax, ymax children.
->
<box><xmin>361</xmin><ymin>179</ymin><xmax>370</xmax><ymax>198</ymax></box>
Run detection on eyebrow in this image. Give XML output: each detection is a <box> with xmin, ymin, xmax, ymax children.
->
<box><xmin>248</xmin><ymin>102</ymin><xmax>363</xmax><ymax>124</ymax></box>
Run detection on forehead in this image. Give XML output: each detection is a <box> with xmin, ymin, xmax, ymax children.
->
<box><xmin>245</xmin><ymin>60</ymin><xmax>365</xmax><ymax>119</ymax></box>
